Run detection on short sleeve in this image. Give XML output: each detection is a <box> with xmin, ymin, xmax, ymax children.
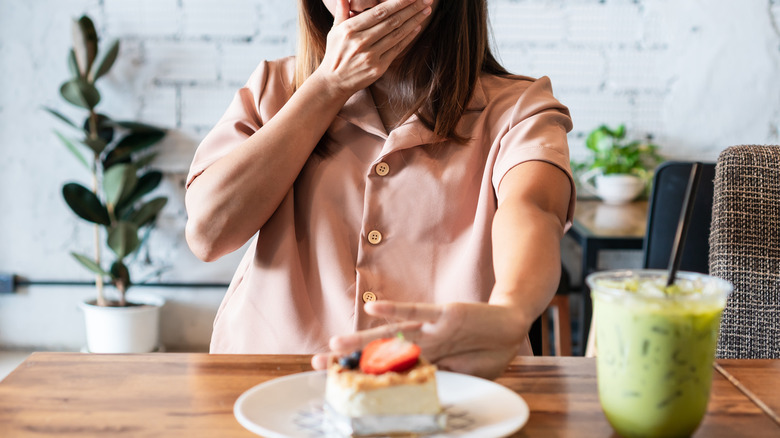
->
<box><xmin>491</xmin><ymin>76</ymin><xmax>576</xmax><ymax>225</ymax></box>
<box><xmin>186</xmin><ymin>57</ymin><xmax>294</xmax><ymax>188</ymax></box>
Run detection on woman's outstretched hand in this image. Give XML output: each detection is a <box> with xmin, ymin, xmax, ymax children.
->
<box><xmin>315</xmin><ymin>0</ymin><xmax>433</xmax><ymax>99</ymax></box>
<box><xmin>311</xmin><ymin>301</ymin><xmax>532</xmax><ymax>380</ymax></box>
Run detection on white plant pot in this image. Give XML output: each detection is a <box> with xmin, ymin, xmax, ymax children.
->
<box><xmin>580</xmin><ymin>170</ymin><xmax>645</xmax><ymax>205</ymax></box>
<box><xmin>80</xmin><ymin>291</ymin><xmax>165</xmax><ymax>353</ymax></box>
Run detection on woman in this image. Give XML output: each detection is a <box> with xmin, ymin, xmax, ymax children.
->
<box><xmin>185</xmin><ymin>0</ymin><xmax>574</xmax><ymax>379</ymax></box>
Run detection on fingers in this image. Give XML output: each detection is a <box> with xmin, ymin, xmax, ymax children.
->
<box><xmin>345</xmin><ymin>0</ymin><xmax>418</xmax><ymax>32</ymax></box>
<box><xmin>311</xmin><ymin>353</ymin><xmax>331</xmax><ymax>370</ymax></box>
<box><xmin>377</xmin><ymin>21</ymin><xmax>422</xmax><ymax>64</ymax></box>
<box><xmin>364</xmin><ymin>300</ymin><xmax>444</xmax><ymax>322</ymax></box>
<box><xmin>358</xmin><ymin>0</ymin><xmax>430</xmax><ymax>52</ymax></box>
<box><xmin>436</xmin><ymin>353</ymin><xmax>511</xmax><ymax>381</ymax></box>
<box><xmin>329</xmin><ymin>320</ymin><xmax>424</xmax><ymax>353</ymax></box>
<box><xmin>370</xmin><ymin>5</ymin><xmax>429</xmax><ymax>57</ymax></box>
<box><xmin>324</xmin><ymin>301</ymin><xmax>440</xmax><ymax>358</ymax></box>
<box><xmin>333</xmin><ymin>0</ymin><xmax>350</xmax><ymax>27</ymax></box>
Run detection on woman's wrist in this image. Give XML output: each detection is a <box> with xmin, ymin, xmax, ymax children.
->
<box><xmin>305</xmin><ymin>68</ymin><xmax>355</xmax><ymax>106</ymax></box>
<box><xmin>489</xmin><ymin>286</ymin><xmax>541</xmax><ymax>330</ymax></box>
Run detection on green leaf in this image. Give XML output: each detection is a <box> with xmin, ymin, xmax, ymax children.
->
<box><xmin>71</xmin><ymin>252</ymin><xmax>110</xmax><ymax>276</ymax></box>
<box><xmin>102</xmin><ymin>147</ymin><xmax>131</xmax><ymax>170</ymax></box>
<box><xmin>90</xmin><ymin>39</ymin><xmax>119</xmax><ymax>81</ymax></box>
<box><xmin>62</xmin><ymin>183</ymin><xmax>110</xmax><ymax>225</ymax></box>
<box><xmin>114</xmin><ymin>121</ymin><xmax>166</xmax><ymax>134</ymax></box>
<box><xmin>103</xmin><ymin>164</ymin><xmax>138</xmax><ymax>208</ymax></box>
<box><xmin>585</xmin><ymin>128</ymin><xmax>607</xmax><ymax>152</ymax></box>
<box><xmin>102</xmin><ymin>150</ymin><xmax>132</xmax><ymax>169</ymax></box>
<box><xmin>134</xmin><ymin>152</ymin><xmax>159</xmax><ymax>169</ymax></box>
<box><xmin>128</xmin><ymin>197</ymin><xmax>167</xmax><ymax>227</ymax></box>
<box><xmin>576</xmin><ymin>124</ymin><xmax>666</xmax><ymax>176</ymax></box>
<box><xmin>110</xmin><ymin>260</ymin><xmax>131</xmax><ymax>289</ymax></box>
<box><xmin>126</xmin><ymin>224</ymin><xmax>153</xmax><ymax>265</ymax></box>
<box><xmin>72</xmin><ymin>15</ymin><xmax>99</xmax><ymax>78</ymax></box>
<box><xmin>54</xmin><ymin>130</ymin><xmax>90</xmax><ymax>169</ymax></box>
<box><xmin>43</xmin><ymin>107</ymin><xmax>79</xmax><ymax>129</ymax></box>
<box><xmin>117</xmin><ymin>130</ymin><xmax>166</xmax><ymax>152</ymax></box>
<box><xmin>103</xmin><ymin>131</ymin><xmax>165</xmax><ymax>168</ymax></box>
<box><xmin>600</xmin><ymin>124</ymin><xmax>622</xmax><ymax>139</ymax></box>
<box><xmin>60</xmin><ymin>78</ymin><xmax>101</xmax><ymax>110</ymax></box>
<box><xmin>108</xmin><ymin>221</ymin><xmax>140</xmax><ymax>258</ymax></box>
<box><xmin>596</xmin><ymin>135</ymin><xmax>614</xmax><ymax>153</ymax></box>
<box><xmin>81</xmin><ymin>137</ymin><xmax>107</xmax><ymax>155</ymax></box>
<box><xmin>83</xmin><ymin>113</ymin><xmax>115</xmax><ymax>144</ymax></box>
<box><xmin>68</xmin><ymin>49</ymin><xmax>80</xmax><ymax>79</ymax></box>
<box><xmin>116</xmin><ymin>171</ymin><xmax>163</xmax><ymax>214</ymax></box>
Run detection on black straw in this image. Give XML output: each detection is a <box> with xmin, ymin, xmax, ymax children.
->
<box><xmin>666</xmin><ymin>162</ymin><xmax>703</xmax><ymax>287</ymax></box>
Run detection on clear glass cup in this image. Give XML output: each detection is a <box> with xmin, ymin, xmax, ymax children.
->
<box><xmin>587</xmin><ymin>270</ymin><xmax>732</xmax><ymax>438</ymax></box>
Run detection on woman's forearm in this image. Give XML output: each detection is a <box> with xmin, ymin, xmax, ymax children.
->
<box><xmin>489</xmin><ymin>161</ymin><xmax>571</xmax><ymax>325</ymax></box>
<box><xmin>185</xmin><ymin>72</ymin><xmax>351</xmax><ymax>262</ymax></box>
<box><xmin>489</xmin><ymin>200</ymin><xmax>563</xmax><ymax>323</ymax></box>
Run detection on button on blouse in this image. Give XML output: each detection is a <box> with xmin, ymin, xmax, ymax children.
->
<box><xmin>375</xmin><ymin>162</ymin><xmax>390</xmax><ymax>176</ymax></box>
<box><xmin>367</xmin><ymin>230</ymin><xmax>383</xmax><ymax>245</ymax></box>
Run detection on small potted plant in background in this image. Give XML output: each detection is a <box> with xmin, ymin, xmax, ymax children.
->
<box><xmin>573</xmin><ymin>124</ymin><xmax>664</xmax><ymax>204</ymax></box>
<box><xmin>44</xmin><ymin>15</ymin><xmax>168</xmax><ymax>353</ymax></box>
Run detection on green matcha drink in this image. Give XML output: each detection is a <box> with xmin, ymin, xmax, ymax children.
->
<box><xmin>587</xmin><ymin>270</ymin><xmax>732</xmax><ymax>438</ymax></box>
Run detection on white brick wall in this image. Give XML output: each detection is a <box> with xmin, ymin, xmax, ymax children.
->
<box><xmin>490</xmin><ymin>3</ymin><xmax>567</xmax><ymax>44</ymax></box>
<box><xmin>222</xmin><ymin>41</ymin><xmax>292</xmax><ymax>83</ymax></box>
<box><xmin>103</xmin><ymin>0</ymin><xmax>180</xmax><ymax>37</ymax></box>
<box><xmin>181</xmin><ymin>86</ymin><xmax>236</xmax><ymax>127</ymax></box>
<box><xmin>147</xmin><ymin>40</ymin><xmax>221</xmax><ymax>83</ymax></box>
<box><xmin>1</xmin><ymin>0</ymin><xmax>780</xmax><ymax>350</ymax></box>
<box><xmin>568</xmin><ymin>4</ymin><xmax>644</xmax><ymax>45</ymax></box>
<box><xmin>181</xmin><ymin>0</ymin><xmax>260</xmax><ymax>38</ymax></box>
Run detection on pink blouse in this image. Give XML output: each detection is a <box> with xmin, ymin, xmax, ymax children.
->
<box><xmin>187</xmin><ymin>57</ymin><xmax>574</xmax><ymax>354</ymax></box>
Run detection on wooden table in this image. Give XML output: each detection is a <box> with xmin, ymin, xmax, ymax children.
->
<box><xmin>0</xmin><ymin>354</ymin><xmax>778</xmax><ymax>437</ymax></box>
<box><xmin>714</xmin><ymin>360</ymin><xmax>780</xmax><ymax>425</ymax></box>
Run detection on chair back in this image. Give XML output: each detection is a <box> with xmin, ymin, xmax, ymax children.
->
<box><xmin>643</xmin><ymin>161</ymin><xmax>716</xmax><ymax>273</ymax></box>
<box><xmin>710</xmin><ymin>145</ymin><xmax>780</xmax><ymax>359</ymax></box>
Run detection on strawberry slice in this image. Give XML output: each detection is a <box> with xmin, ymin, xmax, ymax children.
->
<box><xmin>359</xmin><ymin>337</ymin><xmax>421</xmax><ymax>375</ymax></box>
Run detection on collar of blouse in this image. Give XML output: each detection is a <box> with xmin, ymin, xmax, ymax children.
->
<box><xmin>334</xmin><ymin>78</ymin><xmax>488</xmax><ymax>153</ymax></box>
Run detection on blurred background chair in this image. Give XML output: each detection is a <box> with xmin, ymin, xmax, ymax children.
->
<box><xmin>529</xmin><ymin>268</ymin><xmax>572</xmax><ymax>356</ymax></box>
<box><xmin>542</xmin><ymin>268</ymin><xmax>572</xmax><ymax>356</ymax></box>
<box><xmin>643</xmin><ymin>161</ymin><xmax>716</xmax><ymax>273</ymax></box>
<box><xmin>710</xmin><ymin>145</ymin><xmax>780</xmax><ymax>359</ymax></box>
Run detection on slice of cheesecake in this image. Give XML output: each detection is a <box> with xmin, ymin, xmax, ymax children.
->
<box><xmin>324</xmin><ymin>337</ymin><xmax>446</xmax><ymax>436</ymax></box>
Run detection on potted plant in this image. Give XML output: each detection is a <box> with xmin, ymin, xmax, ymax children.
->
<box><xmin>44</xmin><ymin>15</ymin><xmax>168</xmax><ymax>353</ymax></box>
<box><xmin>573</xmin><ymin>124</ymin><xmax>664</xmax><ymax>204</ymax></box>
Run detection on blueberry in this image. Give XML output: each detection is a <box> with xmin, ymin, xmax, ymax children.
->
<box><xmin>338</xmin><ymin>350</ymin><xmax>362</xmax><ymax>369</ymax></box>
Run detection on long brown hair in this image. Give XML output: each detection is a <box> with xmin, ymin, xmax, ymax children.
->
<box><xmin>295</xmin><ymin>0</ymin><xmax>510</xmax><ymax>144</ymax></box>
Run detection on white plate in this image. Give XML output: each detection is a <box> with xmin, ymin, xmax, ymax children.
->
<box><xmin>234</xmin><ymin>370</ymin><xmax>529</xmax><ymax>437</ymax></box>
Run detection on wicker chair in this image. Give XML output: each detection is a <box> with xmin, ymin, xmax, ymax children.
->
<box><xmin>709</xmin><ymin>145</ymin><xmax>780</xmax><ymax>359</ymax></box>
